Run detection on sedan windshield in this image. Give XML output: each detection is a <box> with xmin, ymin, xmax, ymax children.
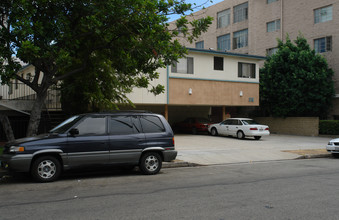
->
<box><xmin>241</xmin><ymin>120</ymin><xmax>259</xmax><ymax>125</ymax></box>
<box><xmin>49</xmin><ymin>115</ymin><xmax>84</xmax><ymax>134</ymax></box>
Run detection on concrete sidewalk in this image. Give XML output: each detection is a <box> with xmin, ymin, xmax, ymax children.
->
<box><xmin>164</xmin><ymin>134</ymin><xmax>334</xmax><ymax>167</ymax></box>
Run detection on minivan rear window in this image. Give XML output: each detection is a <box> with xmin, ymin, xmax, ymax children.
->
<box><xmin>140</xmin><ymin>116</ymin><xmax>165</xmax><ymax>133</ymax></box>
<box><xmin>109</xmin><ymin>116</ymin><xmax>141</xmax><ymax>135</ymax></box>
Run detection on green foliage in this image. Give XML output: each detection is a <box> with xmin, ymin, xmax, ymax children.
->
<box><xmin>319</xmin><ymin>120</ymin><xmax>339</xmax><ymax>135</ymax></box>
<box><xmin>260</xmin><ymin>34</ymin><xmax>334</xmax><ymax>117</ymax></box>
<box><xmin>0</xmin><ymin>0</ymin><xmax>212</xmax><ymax>129</ymax></box>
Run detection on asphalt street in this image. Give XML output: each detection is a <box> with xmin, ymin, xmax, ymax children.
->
<box><xmin>1</xmin><ymin>158</ymin><xmax>339</xmax><ymax>219</ymax></box>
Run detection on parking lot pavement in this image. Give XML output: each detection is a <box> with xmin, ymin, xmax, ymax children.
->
<box><xmin>171</xmin><ymin>134</ymin><xmax>333</xmax><ymax>166</ymax></box>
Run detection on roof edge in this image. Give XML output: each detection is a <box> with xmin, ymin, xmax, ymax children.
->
<box><xmin>187</xmin><ymin>48</ymin><xmax>267</xmax><ymax>60</ymax></box>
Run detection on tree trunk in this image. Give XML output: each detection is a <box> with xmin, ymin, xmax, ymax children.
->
<box><xmin>26</xmin><ymin>90</ymin><xmax>48</xmax><ymax>137</ymax></box>
<box><xmin>0</xmin><ymin>114</ymin><xmax>15</xmax><ymax>142</ymax></box>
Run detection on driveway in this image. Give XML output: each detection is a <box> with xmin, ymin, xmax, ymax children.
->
<box><xmin>173</xmin><ymin>134</ymin><xmax>333</xmax><ymax>165</ymax></box>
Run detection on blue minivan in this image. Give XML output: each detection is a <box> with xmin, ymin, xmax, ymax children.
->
<box><xmin>0</xmin><ymin>111</ymin><xmax>177</xmax><ymax>182</ymax></box>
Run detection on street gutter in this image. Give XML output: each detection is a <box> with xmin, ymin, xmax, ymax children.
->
<box><xmin>0</xmin><ymin>153</ymin><xmax>333</xmax><ymax>179</ymax></box>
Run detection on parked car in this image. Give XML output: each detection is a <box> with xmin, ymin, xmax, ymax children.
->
<box><xmin>173</xmin><ymin>117</ymin><xmax>212</xmax><ymax>134</ymax></box>
<box><xmin>326</xmin><ymin>138</ymin><xmax>339</xmax><ymax>157</ymax></box>
<box><xmin>0</xmin><ymin>111</ymin><xmax>177</xmax><ymax>182</ymax></box>
<box><xmin>208</xmin><ymin>118</ymin><xmax>270</xmax><ymax>140</ymax></box>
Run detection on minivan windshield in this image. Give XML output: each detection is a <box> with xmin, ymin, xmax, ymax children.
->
<box><xmin>49</xmin><ymin>115</ymin><xmax>84</xmax><ymax>134</ymax></box>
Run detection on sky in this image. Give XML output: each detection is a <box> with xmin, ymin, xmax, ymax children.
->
<box><xmin>168</xmin><ymin>0</ymin><xmax>224</xmax><ymax>22</ymax></box>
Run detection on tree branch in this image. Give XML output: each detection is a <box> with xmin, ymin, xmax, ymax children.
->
<box><xmin>52</xmin><ymin>64</ymin><xmax>87</xmax><ymax>82</ymax></box>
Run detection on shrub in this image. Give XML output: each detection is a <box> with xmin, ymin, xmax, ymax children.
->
<box><xmin>319</xmin><ymin>120</ymin><xmax>339</xmax><ymax>135</ymax></box>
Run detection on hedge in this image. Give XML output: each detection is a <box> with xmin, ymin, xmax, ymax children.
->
<box><xmin>319</xmin><ymin>120</ymin><xmax>339</xmax><ymax>135</ymax></box>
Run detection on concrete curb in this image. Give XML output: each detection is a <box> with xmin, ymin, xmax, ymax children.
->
<box><xmin>163</xmin><ymin>153</ymin><xmax>334</xmax><ymax>169</ymax></box>
<box><xmin>296</xmin><ymin>153</ymin><xmax>332</xmax><ymax>159</ymax></box>
<box><xmin>163</xmin><ymin>161</ymin><xmax>200</xmax><ymax>168</ymax></box>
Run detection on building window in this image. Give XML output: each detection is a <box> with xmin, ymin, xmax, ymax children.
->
<box><xmin>314</xmin><ymin>36</ymin><xmax>332</xmax><ymax>53</ymax></box>
<box><xmin>267</xmin><ymin>47</ymin><xmax>278</xmax><ymax>56</ymax></box>
<box><xmin>233</xmin><ymin>29</ymin><xmax>248</xmax><ymax>49</ymax></box>
<box><xmin>171</xmin><ymin>57</ymin><xmax>194</xmax><ymax>74</ymax></box>
<box><xmin>238</xmin><ymin>62</ymin><xmax>256</xmax><ymax>78</ymax></box>
<box><xmin>267</xmin><ymin>19</ymin><xmax>280</xmax><ymax>32</ymax></box>
<box><xmin>234</xmin><ymin>2</ymin><xmax>248</xmax><ymax>23</ymax></box>
<box><xmin>267</xmin><ymin>0</ymin><xmax>278</xmax><ymax>3</ymax></box>
<box><xmin>26</xmin><ymin>72</ymin><xmax>32</xmax><ymax>81</ymax></box>
<box><xmin>217</xmin><ymin>34</ymin><xmax>231</xmax><ymax>51</ymax></box>
<box><xmin>195</xmin><ymin>41</ymin><xmax>204</xmax><ymax>49</ymax></box>
<box><xmin>214</xmin><ymin>57</ymin><xmax>224</xmax><ymax>71</ymax></box>
<box><xmin>217</xmin><ymin>9</ymin><xmax>231</xmax><ymax>28</ymax></box>
<box><xmin>177</xmin><ymin>26</ymin><xmax>183</xmax><ymax>35</ymax></box>
<box><xmin>314</xmin><ymin>5</ymin><xmax>332</xmax><ymax>24</ymax></box>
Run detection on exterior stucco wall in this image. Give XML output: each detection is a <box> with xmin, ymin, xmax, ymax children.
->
<box><xmin>255</xmin><ymin>117</ymin><xmax>319</xmax><ymax>136</ymax></box>
<box><xmin>128</xmin><ymin>50</ymin><xmax>264</xmax><ymax>106</ymax></box>
<box><xmin>169</xmin><ymin>51</ymin><xmax>261</xmax><ymax>83</ymax></box>
<box><xmin>126</xmin><ymin>68</ymin><xmax>168</xmax><ymax>104</ymax></box>
<box><xmin>169</xmin><ymin>78</ymin><xmax>259</xmax><ymax>106</ymax></box>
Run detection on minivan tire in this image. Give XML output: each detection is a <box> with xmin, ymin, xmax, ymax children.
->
<box><xmin>31</xmin><ymin>156</ymin><xmax>61</xmax><ymax>183</ymax></box>
<box><xmin>139</xmin><ymin>152</ymin><xmax>162</xmax><ymax>175</ymax></box>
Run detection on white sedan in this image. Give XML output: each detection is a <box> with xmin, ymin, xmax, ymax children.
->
<box><xmin>326</xmin><ymin>138</ymin><xmax>339</xmax><ymax>157</ymax></box>
<box><xmin>208</xmin><ymin>118</ymin><xmax>270</xmax><ymax>140</ymax></box>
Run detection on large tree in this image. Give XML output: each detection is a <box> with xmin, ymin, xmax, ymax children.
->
<box><xmin>0</xmin><ymin>0</ymin><xmax>212</xmax><ymax>137</ymax></box>
<box><xmin>260</xmin><ymin>35</ymin><xmax>334</xmax><ymax>118</ymax></box>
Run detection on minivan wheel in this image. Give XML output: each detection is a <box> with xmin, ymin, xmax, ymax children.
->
<box><xmin>139</xmin><ymin>152</ymin><xmax>162</xmax><ymax>175</ymax></box>
<box><xmin>237</xmin><ymin>131</ymin><xmax>245</xmax><ymax>139</ymax></box>
<box><xmin>31</xmin><ymin>156</ymin><xmax>61</xmax><ymax>183</ymax></box>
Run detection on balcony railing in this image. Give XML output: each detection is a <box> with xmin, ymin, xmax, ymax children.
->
<box><xmin>0</xmin><ymin>83</ymin><xmax>61</xmax><ymax>110</ymax></box>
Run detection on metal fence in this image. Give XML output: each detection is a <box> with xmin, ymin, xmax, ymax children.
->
<box><xmin>0</xmin><ymin>83</ymin><xmax>61</xmax><ymax>110</ymax></box>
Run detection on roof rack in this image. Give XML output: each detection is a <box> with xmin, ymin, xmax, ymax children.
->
<box><xmin>99</xmin><ymin>110</ymin><xmax>153</xmax><ymax>114</ymax></box>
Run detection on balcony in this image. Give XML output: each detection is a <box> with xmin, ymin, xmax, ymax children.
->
<box><xmin>0</xmin><ymin>83</ymin><xmax>61</xmax><ymax>111</ymax></box>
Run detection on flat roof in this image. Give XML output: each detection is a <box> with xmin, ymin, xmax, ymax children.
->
<box><xmin>187</xmin><ymin>48</ymin><xmax>267</xmax><ymax>60</ymax></box>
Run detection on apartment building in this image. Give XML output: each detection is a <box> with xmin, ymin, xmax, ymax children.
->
<box><xmin>126</xmin><ymin>48</ymin><xmax>265</xmax><ymax>123</ymax></box>
<box><xmin>174</xmin><ymin>0</ymin><xmax>339</xmax><ymax>116</ymax></box>
<box><xmin>0</xmin><ymin>49</ymin><xmax>265</xmax><ymax>140</ymax></box>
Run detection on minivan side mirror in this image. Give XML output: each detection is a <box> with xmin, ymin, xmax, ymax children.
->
<box><xmin>69</xmin><ymin>128</ymin><xmax>79</xmax><ymax>136</ymax></box>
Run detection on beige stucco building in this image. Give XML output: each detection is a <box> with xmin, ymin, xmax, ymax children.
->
<box><xmin>126</xmin><ymin>48</ymin><xmax>265</xmax><ymax>123</ymax></box>
<box><xmin>173</xmin><ymin>0</ymin><xmax>339</xmax><ymax>117</ymax></box>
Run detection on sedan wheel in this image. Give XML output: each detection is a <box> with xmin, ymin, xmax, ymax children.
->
<box><xmin>211</xmin><ymin>128</ymin><xmax>218</xmax><ymax>136</ymax></box>
<box><xmin>139</xmin><ymin>152</ymin><xmax>162</xmax><ymax>175</ymax></box>
<box><xmin>237</xmin><ymin>131</ymin><xmax>245</xmax><ymax>139</ymax></box>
